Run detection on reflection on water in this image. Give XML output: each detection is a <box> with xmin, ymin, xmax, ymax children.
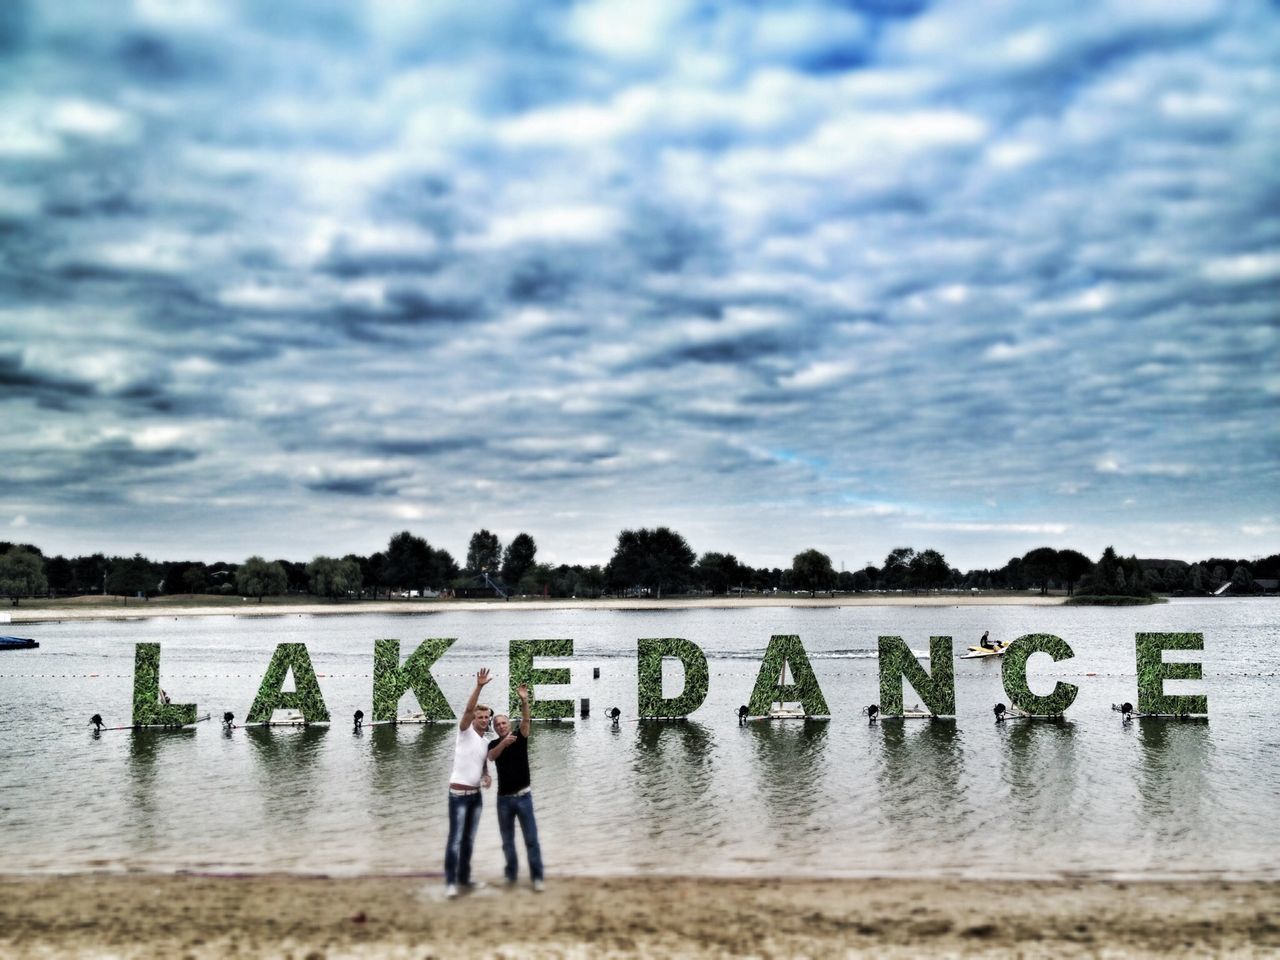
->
<box><xmin>874</xmin><ymin>721</ymin><xmax>971</xmax><ymax>849</ymax></box>
<box><xmin>2</xmin><ymin>601</ymin><xmax>1278</xmax><ymax>878</ymax></box>
<box><xmin>744</xmin><ymin>721</ymin><xmax>830</xmax><ymax>854</ymax></box>
<box><xmin>246</xmin><ymin>725</ymin><xmax>329</xmax><ymax>830</ymax></box>
<box><xmin>632</xmin><ymin>721</ymin><xmax>715</xmax><ymax>845</ymax></box>
<box><xmin>127</xmin><ymin>728</ymin><xmax>197</xmax><ymax>853</ymax></box>
<box><xmin>1136</xmin><ymin>719</ymin><xmax>1214</xmax><ymax>849</ymax></box>
<box><xmin>997</xmin><ymin>721</ymin><xmax>1083</xmax><ymax>862</ymax></box>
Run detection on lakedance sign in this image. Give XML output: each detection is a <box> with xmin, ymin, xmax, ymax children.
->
<box><xmin>119</xmin><ymin>633</ymin><xmax>1208</xmax><ymax>728</ymax></box>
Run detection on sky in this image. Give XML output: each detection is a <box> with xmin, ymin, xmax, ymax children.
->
<box><xmin>1</xmin><ymin>0</ymin><xmax>1277</xmax><ymax>572</ymax></box>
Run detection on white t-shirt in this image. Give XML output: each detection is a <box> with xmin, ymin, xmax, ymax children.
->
<box><xmin>448</xmin><ymin>724</ymin><xmax>489</xmax><ymax>787</ymax></box>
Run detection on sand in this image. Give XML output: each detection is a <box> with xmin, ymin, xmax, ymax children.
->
<box><xmin>1</xmin><ymin>873</ymin><xmax>1276</xmax><ymax>958</ymax></box>
<box><xmin>4</xmin><ymin>592</ymin><xmax>1065</xmax><ymax>624</ymax></box>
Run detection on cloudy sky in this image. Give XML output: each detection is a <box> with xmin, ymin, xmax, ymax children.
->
<box><xmin>1</xmin><ymin>0</ymin><xmax>1277</xmax><ymax>571</ymax></box>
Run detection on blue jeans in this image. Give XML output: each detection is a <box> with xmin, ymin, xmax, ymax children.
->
<box><xmin>496</xmin><ymin>792</ymin><xmax>544</xmax><ymax>883</ymax></box>
<box><xmin>444</xmin><ymin>791</ymin><xmax>483</xmax><ymax>886</ymax></box>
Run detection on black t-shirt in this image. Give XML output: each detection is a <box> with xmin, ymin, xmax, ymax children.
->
<box><xmin>490</xmin><ymin>730</ymin><xmax>531</xmax><ymax>795</ymax></box>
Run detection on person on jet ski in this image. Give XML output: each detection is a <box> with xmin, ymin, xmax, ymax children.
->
<box><xmin>979</xmin><ymin>630</ymin><xmax>994</xmax><ymax>650</ymax></box>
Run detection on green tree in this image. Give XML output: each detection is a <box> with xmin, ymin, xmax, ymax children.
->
<box><xmin>466</xmin><ymin>529</ymin><xmax>502</xmax><ymax>576</ymax></box>
<box><xmin>1021</xmin><ymin>546</ymin><xmax>1060</xmax><ymax>595</ymax></box>
<box><xmin>880</xmin><ymin>547</ymin><xmax>915</xmax><ymax>589</ymax></box>
<box><xmin>236</xmin><ymin>556</ymin><xmax>288</xmax><ymax>602</ymax></box>
<box><xmin>0</xmin><ymin>548</ymin><xmax>47</xmax><ymax>606</ymax></box>
<box><xmin>907</xmin><ymin>548</ymin><xmax>951</xmax><ymax>590</ymax></box>
<box><xmin>45</xmin><ymin>555</ymin><xmax>73</xmax><ymax>595</ymax></box>
<box><xmin>694</xmin><ymin>551</ymin><xmax>747</xmax><ymax>595</ymax></box>
<box><xmin>501</xmin><ymin>533</ymin><xmax>537</xmax><ymax>586</ymax></box>
<box><xmin>1231</xmin><ymin>564</ymin><xmax>1256</xmax><ymax>594</ymax></box>
<box><xmin>106</xmin><ymin>554</ymin><xmax>160</xmax><ymax>599</ymax></box>
<box><xmin>1079</xmin><ymin>546</ymin><xmax>1121</xmax><ymax>596</ymax></box>
<box><xmin>790</xmin><ymin>549</ymin><xmax>835</xmax><ymax>596</ymax></box>
<box><xmin>1055</xmin><ymin>549</ymin><xmax>1093</xmax><ymax>596</ymax></box>
<box><xmin>181</xmin><ymin>566</ymin><xmax>208</xmax><ymax>594</ymax></box>
<box><xmin>307</xmin><ymin>555</ymin><xmax>363</xmax><ymax>599</ymax></box>
<box><xmin>384</xmin><ymin>531</ymin><xmax>434</xmax><ymax>593</ymax></box>
<box><xmin>606</xmin><ymin>527</ymin><xmax>696</xmax><ymax>598</ymax></box>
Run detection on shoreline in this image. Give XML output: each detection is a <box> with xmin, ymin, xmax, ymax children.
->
<box><xmin>4</xmin><ymin>593</ymin><xmax>1067</xmax><ymax>624</ymax></box>
<box><xmin>2</xmin><ymin>872</ymin><xmax>1275</xmax><ymax>958</ymax></box>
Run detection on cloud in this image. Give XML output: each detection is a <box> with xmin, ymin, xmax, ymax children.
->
<box><xmin>0</xmin><ymin>0</ymin><xmax>1274</xmax><ymax>569</ymax></box>
<box><xmin>907</xmin><ymin>522</ymin><xmax>1071</xmax><ymax>536</ymax></box>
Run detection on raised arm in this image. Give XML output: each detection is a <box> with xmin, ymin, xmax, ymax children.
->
<box><xmin>459</xmin><ymin>668</ymin><xmax>492</xmax><ymax>731</ymax></box>
<box><xmin>518</xmin><ymin>683</ymin><xmax>531</xmax><ymax>737</ymax></box>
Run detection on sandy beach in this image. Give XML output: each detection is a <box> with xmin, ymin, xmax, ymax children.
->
<box><xmin>2</xmin><ymin>592</ymin><xmax>1066</xmax><ymax>624</ymax></box>
<box><xmin>2</xmin><ymin>873</ymin><xmax>1275</xmax><ymax>958</ymax></box>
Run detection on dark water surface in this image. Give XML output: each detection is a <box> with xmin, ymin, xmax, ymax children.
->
<box><xmin>1</xmin><ymin>599</ymin><xmax>1277</xmax><ymax>879</ymax></box>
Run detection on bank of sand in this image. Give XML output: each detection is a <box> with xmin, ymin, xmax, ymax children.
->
<box><xmin>5</xmin><ymin>593</ymin><xmax>1065</xmax><ymax>624</ymax></box>
<box><xmin>2</xmin><ymin>873</ymin><xmax>1276</xmax><ymax>958</ymax></box>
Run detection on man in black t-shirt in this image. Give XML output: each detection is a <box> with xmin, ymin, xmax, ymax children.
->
<box><xmin>487</xmin><ymin>683</ymin><xmax>545</xmax><ymax>890</ymax></box>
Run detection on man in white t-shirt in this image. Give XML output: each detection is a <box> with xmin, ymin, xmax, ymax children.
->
<box><xmin>444</xmin><ymin>668</ymin><xmax>493</xmax><ymax>898</ymax></box>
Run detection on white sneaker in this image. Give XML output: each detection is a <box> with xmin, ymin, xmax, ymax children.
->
<box><xmin>532</xmin><ymin>879</ymin><xmax>545</xmax><ymax>893</ymax></box>
<box><xmin>445</xmin><ymin>884</ymin><xmax>459</xmax><ymax>899</ymax></box>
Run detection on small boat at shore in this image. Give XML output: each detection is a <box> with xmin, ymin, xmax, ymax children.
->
<box><xmin>0</xmin><ymin>636</ymin><xmax>38</xmax><ymax>650</ymax></box>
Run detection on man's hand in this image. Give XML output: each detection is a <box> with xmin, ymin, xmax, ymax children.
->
<box><xmin>482</xmin><ymin>773</ymin><xmax>492</xmax><ymax>789</ymax></box>
<box><xmin>500</xmin><ymin>733</ymin><xmax>517</xmax><ymax>749</ymax></box>
<box><xmin>477</xmin><ymin>668</ymin><xmax>493</xmax><ymax>688</ymax></box>
<box><xmin>517</xmin><ymin>683</ymin><xmax>529</xmax><ymax>702</ymax></box>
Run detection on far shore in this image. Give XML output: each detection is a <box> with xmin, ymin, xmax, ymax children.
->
<box><xmin>2</xmin><ymin>872</ymin><xmax>1276</xmax><ymax>958</ymax></box>
<box><xmin>1</xmin><ymin>592</ymin><xmax>1068</xmax><ymax>624</ymax></box>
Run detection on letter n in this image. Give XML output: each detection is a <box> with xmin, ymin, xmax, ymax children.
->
<box><xmin>878</xmin><ymin>636</ymin><xmax>954</xmax><ymax>717</ymax></box>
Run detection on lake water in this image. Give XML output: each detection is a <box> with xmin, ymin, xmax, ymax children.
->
<box><xmin>1</xmin><ymin>599</ymin><xmax>1277</xmax><ymax>880</ymax></box>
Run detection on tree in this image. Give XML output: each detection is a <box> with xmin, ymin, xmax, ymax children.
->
<box><xmin>466</xmin><ymin>529</ymin><xmax>502</xmax><ymax>576</ymax></box>
<box><xmin>45</xmin><ymin>555</ymin><xmax>73</xmax><ymax>595</ymax></box>
<box><xmin>790</xmin><ymin>549</ymin><xmax>835</xmax><ymax>596</ymax></box>
<box><xmin>881</xmin><ymin>547</ymin><xmax>915</xmax><ymax>589</ymax></box>
<box><xmin>907</xmin><ymin>548</ymin><xmax>951</xmax><ymax>591</ymax></box>
<box><xmin>307</xmin><ymin>556</ymin><xmax>363</xmax><ymax>599</ymax></box>
<box><xmin>106</xmin><ymin>554</ymin><xmax>160</xmax><ymax>599</ymax></box>
<box><xmin>1021</xmin><ymin>547</ymin><xmax>1060</xmax><ymax>595</ymax></box>
<box><xmin>606</xmin><ymin>527</ymin><xmax>696</xmax><ymax>598</ymax></box>
<box><xmin>1055</xmin><ymin>549</ymin><xmax>1093</xmax><ymax>596</ymax></box>
<box><xmin>384</xmin><ymin>531</ymin><xmax>434</xmax><ymax>593</ymax></box>
<box><xmin>73</xmin><ymin>553</ymin><xmax>108</xmax><ymax>594</ymax></box>
<box><xmin>362</xmin><ymin>551</ymin><xmax>387</xmax><ymax>599</ymax></box>
<box><xmin>501</xmin><ymin>533</ymin><xmax>537</xmax><ymax>587</ymax></box>
<box><xmin>236</xmin><ymin>556</ymin><xmax>288</xmax><ymax>602</ymax></box>
<box><xmin>0</xmin><ymin>548</ymin><xmax>47</xmax><ymax>606</ymax></box>
<box><xmin>181</xmin><ymin>566</ymin><xmax>208</xmax><ymax>594</ymax></box>
<box><xmin>1231</xmin><ymin>564</ymin><xmax>1256</xmax><ymax>594</ymax></box>
<box><xmin>694</xmin><ymin>551</ymin><xmax>747</xmax><ymax>595</ymax></box>
<box><xmin>1191</xmin><ymin>564</ymin><xmax>1206</xmax><ymax>592</ymax></box>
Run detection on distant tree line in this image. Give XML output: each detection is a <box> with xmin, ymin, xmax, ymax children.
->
<box><xmin>0</xmin><ymin>534</ymin><xmax>1276</xmax><ymax>606</ymax></box>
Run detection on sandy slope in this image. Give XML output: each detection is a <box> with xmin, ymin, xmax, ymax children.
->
<box><xmin>1</xmin><ymin>873</ymin><xmax>1276</xmax><ymax>959</ymax></box>
<box><xmin>5</xmin><ymin>593</ymin><xmax>1065</xmax><ymax>623</ymax></box>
